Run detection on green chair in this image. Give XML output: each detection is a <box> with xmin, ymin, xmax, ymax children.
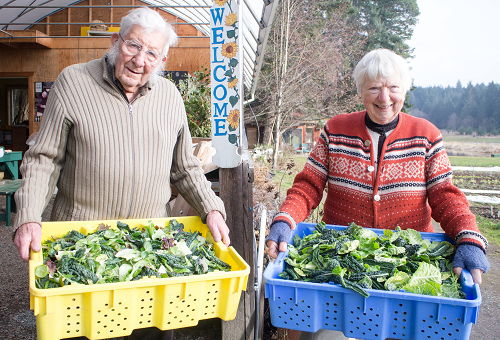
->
<box><xmin>0</xmin><ymin>179</ymin><xmax>22</xmax><ymax>226</ymax></box>
<box><xmin>293</xmin><ymin>143</ymin><xmax>304</xmax><ymax>154</ymax></box>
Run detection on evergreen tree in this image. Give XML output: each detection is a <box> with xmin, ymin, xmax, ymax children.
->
<box><xmin>410</xmin><ymin>82</ymin><xmax>500</xmax><ymax>134</ymax></box>
<box><xmin>334</xmin><ymin>0</ymin><xmax>420</xmax><ymax>58</ymax></box>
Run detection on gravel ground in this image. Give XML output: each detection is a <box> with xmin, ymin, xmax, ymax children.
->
<box><xmin>1</xmin><ymin>195</ymin><xmax>499</xmax><ymax>340</ymax></box>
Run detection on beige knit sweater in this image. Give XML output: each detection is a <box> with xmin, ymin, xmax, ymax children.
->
<box><xmin>14</xmin><ymin>56</ymin><xmax>225</xmax><ymax>227</ymax></box>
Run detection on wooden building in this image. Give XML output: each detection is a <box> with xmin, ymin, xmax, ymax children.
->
<box><xmin>0</xmin><ymin>1</ymin><xmax>212</xmax><ymax>152</ymax></box>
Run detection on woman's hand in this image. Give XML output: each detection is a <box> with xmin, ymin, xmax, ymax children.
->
<box><xmin>265</xmin><ymin>221</ymin><xmax>291</xmax><ymax>258</ymax></box>
<box><xmin>452</xmin><ymin>244</ymin><xmax>490</xmax><ymax>284</ymax></box>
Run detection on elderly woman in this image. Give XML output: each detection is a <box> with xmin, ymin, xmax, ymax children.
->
<box><xmin>266</xmin><ymin>49</ymin><xmax>489</xmax><ymax>340</ymax></box>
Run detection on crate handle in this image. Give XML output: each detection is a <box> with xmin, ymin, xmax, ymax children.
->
<box><xmin>459</xmin><ymin>269</ymin><xmax>475</xmax><ymax>300</ymax></box>
<box><xmin>275</xmin><ymin>250</ymin><xmax>288</xmax><ymax>267</ymax></box>
<box><xmin>213</xmin><ymin>241</ymin><xmax>227</xmax><ymax>252</ymax></box>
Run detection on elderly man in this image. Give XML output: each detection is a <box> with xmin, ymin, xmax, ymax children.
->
<box><xmin>13</xmin><ymin>7</ymin><xmax>228</xmax><ymax>340</ymax></box>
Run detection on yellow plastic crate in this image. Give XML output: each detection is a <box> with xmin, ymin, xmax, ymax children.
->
<box><xmin>29</xmin><ymin>216</ymin><xmax>250</xmax><ymax>340</ymax></box>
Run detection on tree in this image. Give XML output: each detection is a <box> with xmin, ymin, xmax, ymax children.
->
<box><xmin>250</xmin><ymin>0</ymin><xmax>366</xmax><ymax>169</ymax></box>
<box><xmin>411</xmin><ymin>82</ymin><xmax>500</xmax><ymax>135</ymax></box>
<box><xmin>345</xmin><ymin>0</ymin><xmax>420</xmax><ymax>58</ymax></box>
<box><xmin>447</xmin><ymin>112</ymin><xmax>458</xmax><ymax>132</ymax></box>
<box><xmin>249</xmin><ymin>0</ymin><xmax>421</xmax><ymax>169</ymax></box>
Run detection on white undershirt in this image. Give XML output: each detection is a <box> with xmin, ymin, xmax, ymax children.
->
<box><xmin>367</xmin><ymin>128</ymin><xmax>394</xmax><ymax>174</ymax></box>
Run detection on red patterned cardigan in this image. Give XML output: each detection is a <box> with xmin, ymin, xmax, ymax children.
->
<box><xmin>274</xmin><ymin>111</ymin><xmax>488</xmax><ymax>251</ymax></box>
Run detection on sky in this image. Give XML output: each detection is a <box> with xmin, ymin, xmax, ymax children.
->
<box><xmin>407</xmin><ymin>0</ymin><xmax>500</xmax><ymax>88</ymax></box>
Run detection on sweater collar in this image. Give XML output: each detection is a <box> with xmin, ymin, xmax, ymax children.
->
<box><xmin>100</xmin><ymin>55</ymin><xmax>153</xmax><ymax>101</ymax></box>
<box><xmin>365</xmin><ymin>113</ymin><xmax>399</xmax><ymax>135</ymax></box>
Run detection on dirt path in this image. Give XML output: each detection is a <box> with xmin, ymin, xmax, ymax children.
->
<box><xmin>469</xmin><ymin>242</ymin><xmax>500</xmax><ymax>340</ymax></box>
<box><xmin>432</xmin><ymin>222</ymin><xmax>500</xmax><ymax>340</ymax></box>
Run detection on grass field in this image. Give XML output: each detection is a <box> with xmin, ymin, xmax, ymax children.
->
<box><xmin>443</xmin><ymin>135</ymin><xmax>500</xmax><ymax>143</ymax></box>
<box><xmin>448</xmin><ymin>156</ymin><xmax>500</xmax><ymax>166</ymax></box>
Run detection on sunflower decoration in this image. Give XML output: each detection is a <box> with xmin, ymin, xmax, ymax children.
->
<box><xmin>225</xmin><ymin>12</ymin><xmax>238</xmax><ymax>26</ymax></box>
<box><xmin>214</xmin><ymin>0</ymin><xmax>229</xmax><ymax>6</ymax></box>
<box><xmin>227</xmin><ymin>109</ymin><xmax>240</xmax><ymax>131</ymax></box>
<box><xmin>221</xmin><ymin>41</ymin><xmax>238</xmax><ymax>59</ymax></box>
<box><xmin>228</xmin><ymin>78</ymin><xmax>238</xmax><ymax>89</ymax></box>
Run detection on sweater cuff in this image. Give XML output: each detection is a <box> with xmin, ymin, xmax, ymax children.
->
<box><xmin>200</xmin><ymin>197</ymin><xmax>226</xmax><ymax>223</ymax></box>
<box><xmin>454</xmin><ymin>230</ymin><xmax>488</xmax><ymax>250</ymax></box>
<box><xmin>13</xmin><ymin>208</ymin><xmax>43</xmax><ymax>230</ymax></box>
<box><xmin>273</xmin><ymin>211</ymin><xmax>297</xmax><ymax>230</ymax></box>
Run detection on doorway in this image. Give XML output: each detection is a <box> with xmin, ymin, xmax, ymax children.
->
<box><xmin>0</xmin><ymin>76</ymin><xmax>31</xmax><ymax>151</ymax></box>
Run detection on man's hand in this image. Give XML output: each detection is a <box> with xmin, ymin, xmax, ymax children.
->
<box><xmin>266</xmin><ymin>222</ymin><xmax>291</xmax><ymax>259</ymax></box>
<box><xmin>13</xmin><ymin>222</ymin><xmax>42</xmax><ymax>262</ymax></box>
<box><xmin>453</xmin><ymin>244</ymin><xmax>490</xmax><ymax>284</ymax></box>
<box><xmin>206</xmin><ymin>211</ymin><xmax>230</xmax><ymax>247</ymax></box>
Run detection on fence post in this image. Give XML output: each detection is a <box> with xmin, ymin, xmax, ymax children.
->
<box><xmin>220</xmin><ymin>159</ymin><xmax>256</xmax><ymax>340</ymax></box>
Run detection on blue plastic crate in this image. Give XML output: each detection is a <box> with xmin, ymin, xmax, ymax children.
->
<box><xmin>263</xmin><ymin>223</ymin><xmax>482</xmax><ymax>340</ymax></box>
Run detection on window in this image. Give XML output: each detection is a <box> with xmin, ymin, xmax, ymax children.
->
<box><xmin>306</xmin><ymin>127</ymin><xmax>313</xmax><ymax>143</ymax></box>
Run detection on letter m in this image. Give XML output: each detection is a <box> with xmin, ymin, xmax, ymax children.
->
<box><xmin>214</xmin><ymin>103</ymin><xmax>228</xmax><ymax>117</ymax></box>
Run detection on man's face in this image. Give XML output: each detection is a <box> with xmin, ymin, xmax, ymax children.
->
<box><xmin>112</xmin><ymin>25</ymin><xmax>167</xmax><ymax>97</ymax></box>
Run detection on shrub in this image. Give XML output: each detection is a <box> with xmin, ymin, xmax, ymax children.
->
<box><xmin>170</xmin><ymin>68</ymin><xmax>212</xmax><ymax>138</ymax></box>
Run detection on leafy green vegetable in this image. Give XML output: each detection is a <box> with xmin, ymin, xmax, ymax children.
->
<box><xmin>35</xmin><ymin>219</ymin><xmax>231</xmax><ymax>289</ymax></box>
<box><xmin>278</xmin><ymin>222</ymin><xmax>466</xmax><ymax>299</ymax></box>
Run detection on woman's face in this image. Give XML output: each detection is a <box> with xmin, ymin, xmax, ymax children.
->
<box><xmin>361</xmin><ymin>75</ymin><xmax>406</xmax><ymax>124</ymax></box>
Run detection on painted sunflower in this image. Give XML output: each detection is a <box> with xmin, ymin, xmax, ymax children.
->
<box><xmin>227</xmin><ymin>109</ymin><xmax>240</xmax><ymax>130</ymax></box>
<box><xmin>221</xmin><ymin>41</ymin><xmax>238</xmax><ymax>59</ymax></box>
<box><xmin>214</xmin><ymin>0</ymin><xmax>228</xmax><ymax>6</ymax></box>
<box><xmin>228</xmin><ymin>78</ymin><xmax>238</xmax><ymax>89</ymax></box>
<box><xmin>225</xmin><ymin>12</ymin><xmax>238</xmax><ymax>26</ymax></box>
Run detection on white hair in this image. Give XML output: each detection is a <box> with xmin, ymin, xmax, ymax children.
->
<box><xmin>107</xmin><ymin>7</ymin><xmax>176</xmax><ymax>83</ymax></box>
<box><xmin>120</xmin><ymin>7</ymin><xmax>178</xmax><ymax>57</ymax></box>
<box><xmin>353</xmin><ymin>49</ymin><xmax>412</xmax><ymax>95</ymax></box>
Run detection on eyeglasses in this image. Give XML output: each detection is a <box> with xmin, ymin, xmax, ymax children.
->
<box><xmin>119</xmin><ymin>33</ymin><xmax>162</xmax><ymax>65</ymax></box>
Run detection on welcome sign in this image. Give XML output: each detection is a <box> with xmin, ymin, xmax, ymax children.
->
<box><xmin>210</xmin><ymin>0</ymin><xmax>244</xmax><ymax>168</ymax></box>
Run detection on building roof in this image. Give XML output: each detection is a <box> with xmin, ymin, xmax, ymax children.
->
<box><xmin>0</xmin><ymin>0</ymin><xmax>278</xmax><ymax>99</ymax></box>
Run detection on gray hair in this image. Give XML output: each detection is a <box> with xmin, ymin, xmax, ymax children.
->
<box><xmin>353</xmin><ymin>49</ymin><xmax>412</xmax><ymax>95</ymax></box>
<box><xmin>107</xmin><ymin>7</ymin><xmax>178</xmax><ymax>83</ymax></box>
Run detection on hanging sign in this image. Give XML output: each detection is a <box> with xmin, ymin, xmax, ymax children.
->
<box><xmin>210</xmin><ymin>0</ymin><xmax>244</xmax><ymax>168</ymax></box>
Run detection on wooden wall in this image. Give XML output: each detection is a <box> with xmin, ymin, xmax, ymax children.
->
<box><xmin>31</xmin><ymin>0</ymin><xmax>203</xmax><ymax>38</ymax></box>
<box><xmin>0</xmin><ymin>2</ymin><xmax>209</xmax><ymax>134</ymax></box>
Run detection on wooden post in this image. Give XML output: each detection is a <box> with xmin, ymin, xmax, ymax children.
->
<box><xmin>89</xmin><ymin>0</ymin><xmax>93</xmax><ymax>23</ymax></box>
<box><xmin>67</xmin><ymin>7</ymin><xmax>71</xmax><ymax>36</ymax></box>
<box><xmin>220</xmin><ymin>159</ymin><xmax>255</xmax><ymax>340</ymax></box>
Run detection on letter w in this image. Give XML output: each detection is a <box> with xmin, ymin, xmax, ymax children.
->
<box><xmin>210</xmin><ymin>8</ymin><xmax>225</xmax><ymax>25</ymax></box>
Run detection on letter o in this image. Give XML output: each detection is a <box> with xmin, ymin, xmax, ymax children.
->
<box><xmin>213</xmin><ymin>84</ymin><xmax>227</xmax><ymax>101</ymax></box>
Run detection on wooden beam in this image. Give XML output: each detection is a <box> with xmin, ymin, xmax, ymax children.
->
<box><xmin>89</xmin><ymin>0</ymin><xmax>93</xmax><ymax>23</ymax></box>
<box><xmin>67</xmin><ymin>7</ymin><xmax>71</xmax><ymax>36</ymax></box>
<box><xmin>110</xmin><ymin>0</ymin><xmax>114</xmax><ymax>27</ymax></box>
<box><xmin>28</xmin><ymin>74</ymin><xmax>34</xmax><ymax>136</ymax></box>
<box><xmin>220</xmin><ymin>160</ymin><xmax>255</xmax><ymax>340</ymax></box>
